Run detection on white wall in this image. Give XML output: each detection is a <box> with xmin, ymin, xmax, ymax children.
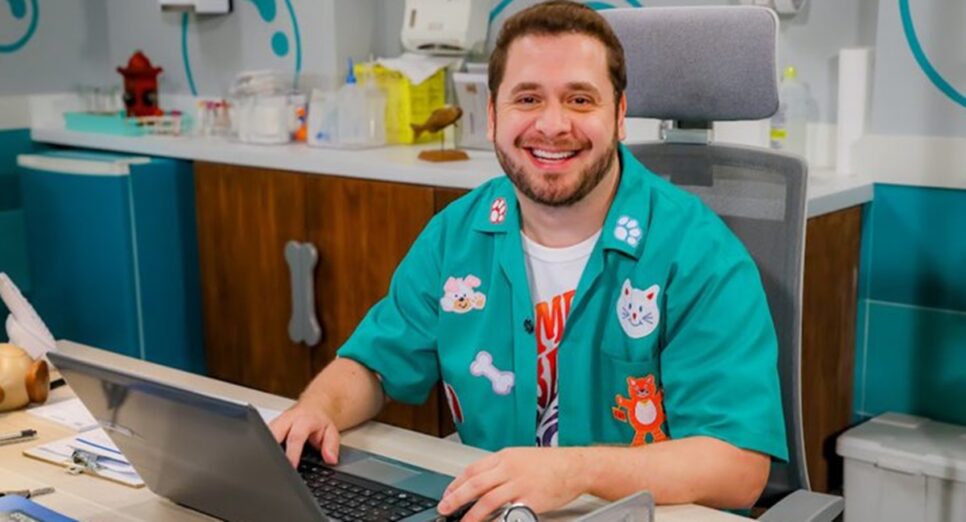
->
<box><xmin>104</xmin><ymin>0</ymin><xmax>377</xmax><ymax>97</ymax></box>
<box><xmin>3</xmin><ymin>0</ymin><xmax>964</xmax><ymax>137</ymax></box>
<box><xmin>0</xmin><ymin>0</ymin><xmax>112</xmax><ymax>95</ymax></box>
<box><xmin>0</xmin><ymin>0</ymin><xmax>378</xmax><ymax>99</ymax></box>
<box><xmin>869</xmin><ymin>0</ymin><xmax>966</xmax><ymax>136</ymax></box>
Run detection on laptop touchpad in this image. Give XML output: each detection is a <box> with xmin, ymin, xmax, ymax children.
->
<box><xmin>340</xmin><ymin>458</ymin><xmax>418</xmax><ymax>484</ymax></box>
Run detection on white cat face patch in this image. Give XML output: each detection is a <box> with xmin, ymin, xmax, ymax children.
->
<box><xmin>616</xmin><ymin>279</ymin><xmax>660</xmax><ymax>339</ymax></box>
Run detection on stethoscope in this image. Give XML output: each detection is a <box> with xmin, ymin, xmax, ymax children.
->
<box><xmin>499</xmin><ymin>503</ymin><xmax>539</xmax><ymax>522</ymax></box>
<box><xmin>437</xmin><ymin>502</ymin><xmax>538</xmax><ymax>522</ymax></box>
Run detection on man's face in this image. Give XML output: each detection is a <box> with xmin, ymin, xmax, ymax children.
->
<box><xmin>489</xmin><ymin>33</ymin><xmax>626</xmax><ymax>207</ymax></box>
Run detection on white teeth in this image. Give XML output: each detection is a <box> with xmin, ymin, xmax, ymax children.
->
<box><xmin>532</xmin><ymin>149</ymin><xmax>576</xmax><ymax>160</ymax></box>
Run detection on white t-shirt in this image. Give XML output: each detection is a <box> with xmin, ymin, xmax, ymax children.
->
<box><xmin>521</xmin><ymin>230</ymin><xmax>600</xmax><ymax>447</ymax></box>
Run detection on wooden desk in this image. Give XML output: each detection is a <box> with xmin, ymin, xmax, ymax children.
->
<box><xmin>0</xmin><ymin>341</ymin><xmax>749</xmax><ymax>521</ymax></box>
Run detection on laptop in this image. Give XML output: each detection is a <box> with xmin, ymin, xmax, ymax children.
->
<box><xmin>48</xmin><ymin>350</ymin><xmax>456</xmax><ymax>522</ymax></box>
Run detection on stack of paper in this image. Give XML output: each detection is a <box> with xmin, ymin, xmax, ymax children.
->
<box><xmin>23</xmin><ymin>428</ymin><xmax>144</xmax><ymax>488</ymax></box>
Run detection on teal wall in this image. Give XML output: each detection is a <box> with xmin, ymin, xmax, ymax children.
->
<box><xmin>0</xmin><ymin>128</ymin><xmax>34</xmax><ymax>342</ymax></box>
<box><xmin>854</xmin><ymin>184</ymin><xmax>966</xmax><ymax>426</ymax></box>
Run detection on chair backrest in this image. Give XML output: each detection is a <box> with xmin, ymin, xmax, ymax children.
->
<box><xmin>601</xmin><ymin>6</ymin><xmax>809</xmax><ymax>505</ymax></box>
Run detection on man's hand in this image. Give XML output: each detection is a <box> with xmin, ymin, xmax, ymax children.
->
<box><xmin>269</xmin><ymin>396</ymin><xmax>342</xmax><ymax>468</ymax></box>
<box><xmin>437</xmin><ymin>447</ymin><xmax>589</xmax><ymax>522</ymax></box>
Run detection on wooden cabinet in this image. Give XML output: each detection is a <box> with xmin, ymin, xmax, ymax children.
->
<box><xmin>195</xmin><ymin>162</ymin><xmax>462</xmax><ymax>436</ymax></box>
<box><xmin>801</xmin><ymin>206</ymin><xmax>863</xmax><ymax>493</ymax></box>
<box><xmin>303</xmin><ymin>175</ymin><xmax>443</xmax><ymax>434</ymax></box>
<box><xmin>194</xmin><ymin>163</ymin><xmax>312</xmax><ymax>398</ymax></box>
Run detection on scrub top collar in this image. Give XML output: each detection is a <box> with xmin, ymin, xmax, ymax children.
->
<box><xmin>472</xmin><ymin>143</ymin><xmax>653</xmax><ymax>261</ymax></box>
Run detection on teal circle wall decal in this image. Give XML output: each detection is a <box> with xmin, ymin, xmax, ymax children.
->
<box><xmin>271</xmin><ymin>31</ymin><xmax>289</xmax><ymax>57</ymax></box>
<box><xmin>899</xmin><ymin>0</ymin><xmax>966</xmax><ymax>108</ymax></box>
<box><xmin>181</xmin><ymin>0</ymin><xmax>301</xmax><ymax>96</ymax></box>
<box><xmin>181</xmin><ymin>13</ymin><xmax>197</xmax><ymax>95</ymax></box>
<box><xmin>0</xmin><ymin>0</ymin><xmax>38</xmax><ymax>54</ymax></box>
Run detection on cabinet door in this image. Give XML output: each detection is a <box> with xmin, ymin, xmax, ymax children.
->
<box><xmin>802</xmin><ymin>206</ymin><xmax>862</xmax><ymax>493</ymax></box>
<box><xmin>305</xmin><ymin>175</ymin><xmax>449</xmax><ymax>434</ymax></box>
<box><xmin>194</xmin><ymin>162</ymin><xmax>313</xmax><ymax>398</ymax></box>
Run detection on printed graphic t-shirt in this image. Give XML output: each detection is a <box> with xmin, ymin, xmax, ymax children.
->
<box><xmin>521</xmin><ymin>230</ymin><xmax>600</xmax><ymax>447</ymax></box>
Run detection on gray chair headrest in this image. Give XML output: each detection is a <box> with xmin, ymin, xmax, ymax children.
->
<box><xmin>600</xmin><ymin>6</ymin><xmax>779</xmax><ymax>122</ymax></box>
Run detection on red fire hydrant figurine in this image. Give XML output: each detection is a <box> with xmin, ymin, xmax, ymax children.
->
<box><xmin>117</xmin><ymin>50</ymin><xmax>163</xmax><ymax>117</ymax></box>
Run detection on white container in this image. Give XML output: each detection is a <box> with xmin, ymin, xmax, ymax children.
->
<box><xmin>232</xmin><ymin>94</ymin><xmax>299</xmax><ymax>145</ymax></box>
<box><xmin>836</xmin><ymin>413</ymin><xmax>966</xmax><ymax>522</ymax></box>
<box><xmin>453</xmin><ymin>71</ymin><xmax>491</xmax><ymax>150</ymax></box>
<box><xmin>307</xmin><ymin>88</ymin><xmax>339</xmax><ymax>147</ymax></box>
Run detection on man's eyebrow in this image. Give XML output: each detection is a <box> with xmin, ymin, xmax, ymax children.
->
<box><xmin>509</xmin><ymin>82</ymin><xmax>543</xmax><ymax>95</ymax></box>
<box><xmin>508</xmin><ymin>82</ymin><xmax>604</xmax><ymax>96</ymax></box>
<box><xmin>565</xmin><ymin>82</ymin><xmax>602</xmax><ymax>96</ymax></box>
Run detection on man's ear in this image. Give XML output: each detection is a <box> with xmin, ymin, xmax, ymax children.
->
<box><xmin>617</xmin><ymin>92</ymin><xmax>627</xmax><ymax>142</ymax></box>
<box><xmin>487</xmin><ymin>97</ymin><xmax>495</xmax><ymax>142</ymax></box>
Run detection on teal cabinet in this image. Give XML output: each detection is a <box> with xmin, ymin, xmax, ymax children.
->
<box><xmin>18</xmin><ymin>150</ymin><xmax>204</xmax><ymax>373</ymax></box>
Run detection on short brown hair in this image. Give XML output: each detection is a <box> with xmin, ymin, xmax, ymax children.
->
<box><xmin>488</xmin><ymin>0</ymin><xmax>627</xmax><ymax>102</ymax></box>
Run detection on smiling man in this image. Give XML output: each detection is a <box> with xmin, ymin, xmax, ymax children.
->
<box><xmin>271</xmin><ymin>1</ymin><xmax>787</xmax><ymax>520</ymax></box>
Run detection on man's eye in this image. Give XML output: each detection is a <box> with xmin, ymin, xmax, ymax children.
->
<box><xmin>517</xmin><ymin>96</ymin><xmax>538</xmax><ymax>105</ymax></box>
<box><xmin>571</xmin><ymin>97</ymin><xmax>592</xmax><ymax>106</ymax></box>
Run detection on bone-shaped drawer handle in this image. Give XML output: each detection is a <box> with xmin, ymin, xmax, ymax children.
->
<box><xmin>285</xmin><ymin>241</ymin><xmax>322</xmax><ymax>347</ymax></box>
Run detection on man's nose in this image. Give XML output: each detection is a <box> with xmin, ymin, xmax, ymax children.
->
<box><xmin>533</xmin><ymin>101</ymin><xmax>571</xmax><ymax>137</ymax></box>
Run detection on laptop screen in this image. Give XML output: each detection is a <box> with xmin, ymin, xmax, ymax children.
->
<box><xmin>47</xmin><ymin>351</ymin><xmax>326</xmax><ymax>522</ymax></box>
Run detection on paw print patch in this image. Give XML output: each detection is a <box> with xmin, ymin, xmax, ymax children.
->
<box><xmin>489</xmin><ymin>198</ymin><xmax>507</xmax><ymax>224</ymax></box>
<box><xmin>614</xmin><ymin>216</ymin><xmax>642</xmax><ymax>247</ymax></box>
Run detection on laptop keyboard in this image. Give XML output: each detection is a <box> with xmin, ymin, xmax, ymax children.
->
<box><xmin>298</xmin><ymin>454</ymin><xmax>439</xmax><ymax>522</ymax></box>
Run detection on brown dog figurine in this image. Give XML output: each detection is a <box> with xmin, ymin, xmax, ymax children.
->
<box><xmin>0</xmin><ymin>343</ymin><xmax>49</xmax><ymax>412</ymax></box>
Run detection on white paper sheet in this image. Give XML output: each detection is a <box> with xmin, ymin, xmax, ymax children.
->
<box><xmin>27</xmin><ymin>398</ymin><xmax>98</xmax><ymax>431</ymax></box>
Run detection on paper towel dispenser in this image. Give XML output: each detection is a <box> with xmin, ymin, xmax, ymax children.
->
<box><xmin>401</xmin><ymin>0</ymin><xmax>489</xmax><ymax>56</ymax></box>
<box><xmin>159</xmin><ymin>0</ymin><xmax>231</xmax><ymax>14</ymax></box>
<box><xmin>739</xmin><ymin>0</ymin><xmax>807</xmax><ymax>15</ymax></box>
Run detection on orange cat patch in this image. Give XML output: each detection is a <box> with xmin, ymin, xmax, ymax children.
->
<box><xmin>612</xmin><ymin>374</ymin><xmax>668</xmax><ymax>446</ymax></box>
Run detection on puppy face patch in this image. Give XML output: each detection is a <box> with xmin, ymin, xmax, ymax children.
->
<box><xmin>616</xmin><ymin>279</ymin><xmax>660</xmax><ymax>339</ymax></box>
<box><xmin>440</xmin><ymin>275</ymin><xmax>487</xmax><ymax>314</ymax></box>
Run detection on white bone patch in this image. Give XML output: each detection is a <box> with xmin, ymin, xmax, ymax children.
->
<box><xmin>469</xmin><ymin>350</ymin><xmax>515</xmax><ymax>395</ymax></box>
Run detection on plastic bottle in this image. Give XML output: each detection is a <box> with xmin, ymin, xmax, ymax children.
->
<box><xmin>337</xmin><ymin>58</ymin><xmax>368</xmax><ymax>147</ymax></box>
<box><xmin>361</xmin><ymin>62</ymin><xmax>386</xmax><ymax>146</ymax></box>
<box><xmin>770</xmin><ymin>66</ymin><xmax>809</xmax><ymax>157</ymax></box>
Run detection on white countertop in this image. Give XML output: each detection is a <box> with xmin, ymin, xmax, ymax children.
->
<box><xmin>30</xmin><ymin>127</ymin><xmax>874</xmax><ymax>218</ymax></box>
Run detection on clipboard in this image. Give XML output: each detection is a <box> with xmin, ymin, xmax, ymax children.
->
<box><xmin>23</xmin><ymin>428</ymin><xmax>145</xmax><ymax>488</ymax></box>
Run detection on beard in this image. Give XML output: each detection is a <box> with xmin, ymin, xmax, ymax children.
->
<box><xmin>495</xmin><ymin>127</ymin><xmax>618</xmax><ymax>208</ymax></box>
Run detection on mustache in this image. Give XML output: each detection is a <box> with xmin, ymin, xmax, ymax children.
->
<box><xmin>514</xmin><ymin>136</ymin><xmax>590</xmax><ymax>150</ymax></box>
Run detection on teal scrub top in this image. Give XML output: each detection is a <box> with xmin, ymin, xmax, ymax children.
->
<box><xmin>339</xmin><ymin>144</ymin><xmax>788</xmax><ymax>462</ymax></box>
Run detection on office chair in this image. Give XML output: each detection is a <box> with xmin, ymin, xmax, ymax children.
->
<box><xmin>601</xmin><ymin>7</ymin><xmax>843</xmax><ymax>522</ymax></box>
